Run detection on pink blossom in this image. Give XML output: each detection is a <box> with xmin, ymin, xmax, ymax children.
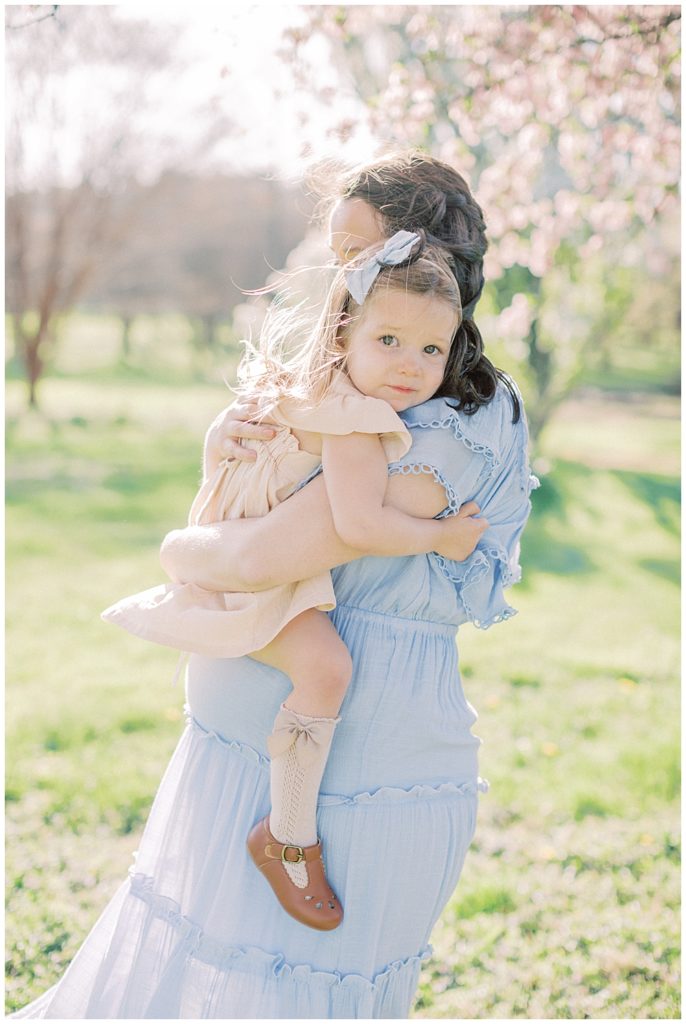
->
<box><xmin>497</xmin><ymin>293</ymin><xmax>534</xmax><ymax>342</ymax></box>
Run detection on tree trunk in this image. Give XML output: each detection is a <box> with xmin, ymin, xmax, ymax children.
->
<box><xmin>25</xmin><ymin>336</ymin><xmax>44</xmax><ymax>409</ymax></box>
<box><xmin>121</xmin><ymin>314</ymin><xmax>134</xmax><ymax>360</ymax></box>
<box><xmin>525</xmin><ymin>318</ymin><xmax>555</xmax><ymax>449</ymax></box>
<box><xmin>17</xmin><ymin>316</ymin><xmax>52</xmax><ymax>410</ymax></box>
<box><xmin>201</xmin><ymin>313</ymin><xmax>217</xmax><ymax>349</ymax></box>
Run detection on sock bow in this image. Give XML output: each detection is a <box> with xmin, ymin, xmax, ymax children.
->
<box><xmin>266</xmin><ymin>706</ymin><xmax>340</xmax><ymax>767</ymax></box>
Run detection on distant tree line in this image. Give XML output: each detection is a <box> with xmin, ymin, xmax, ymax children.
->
<box><xmin>80</xmin><ymin>172</ymin><xmax>312</xmax><ymax>351</ymax></box>
<box><xmin>6</xmin><ymin>172</ymin><xmax>311</xmax><ymax>403</ymax></box>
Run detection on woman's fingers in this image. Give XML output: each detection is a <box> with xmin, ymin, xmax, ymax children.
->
<box><xmin>227</xmin><ymin>399</ymin><xmax>263</xmax><ymax>423</ymax></box>
<box><xmin>220</xmin><ymin>438</ymin><xmax>258</xmax><ymax>462</ymax></box>
<box><xmin>217</xmin><ymin>420</ymin><xmax>276</xmax><ymax>463</ymax></box>
<box><xmin>204</xmin><ymin>402</ymin><xmax>277</xmax><ymax>465</ymax></box>
<box><xmin>222</xmin><ymin>419</ymin><xmax>276</xmax><ymax>443</ymax></box>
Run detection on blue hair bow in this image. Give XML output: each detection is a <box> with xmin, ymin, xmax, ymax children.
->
<box><xmin>344</xmin><ymin>230</ymin><xmax>420</xmax><ymax>305</ymax></box>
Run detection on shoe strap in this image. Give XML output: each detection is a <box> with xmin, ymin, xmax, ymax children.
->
<box><xmin>263</xmin><ymin>837</ymin><xmax>322</xmax><ymax>864</ymax></box>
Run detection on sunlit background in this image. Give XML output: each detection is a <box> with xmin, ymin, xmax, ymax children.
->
<box><xmin>6</xmin><ymin>4</ymin><xmax>680</xmax><ymax>1018</ymax></box>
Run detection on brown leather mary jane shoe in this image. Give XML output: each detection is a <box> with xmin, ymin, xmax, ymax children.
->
<box><xmin>247</xmin><ymin>815</ymin><xmax>343</xmax><ymax>931</ymax></box>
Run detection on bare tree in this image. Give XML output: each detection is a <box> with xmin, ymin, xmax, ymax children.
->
<box><xmin>5</xmin><ymin>5</ymin><xmax>232</xmax><ymax>407</ymax></box>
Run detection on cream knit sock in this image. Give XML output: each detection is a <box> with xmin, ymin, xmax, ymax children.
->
<box><xmin>267</xmin><ymin>703</ymin><xmax>340</xmax><ymax>888</ymax></box>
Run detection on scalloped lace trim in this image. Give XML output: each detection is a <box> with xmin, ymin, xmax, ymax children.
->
<box><xmin>388</xmin><ymin>461</ymin><xmax>460</xmax><ymax>517</ymax></box>
<box><xmin>403</xmin><ymin>412</ymin><xmax>500</xmax><ymax>473</ymax></box>
<box><xmin>127</xmin><ymin>871</ymin><xmax>431</xmax><ymax>990</ymax></box>
<box><xmin>434</xmin><ymin>544</ymin><xmax>520</xmax><ymax>630</ymax></box>
<box><xmin>389</xmin><ymin>408</ymin><xmax>535</xmax><ymax>629</ymax></box>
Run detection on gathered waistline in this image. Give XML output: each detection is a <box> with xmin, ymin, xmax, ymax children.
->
<box><xmin>331</xmin><ymin>602</ymin><xmax>461</xmax><ymax>635</ymax></box>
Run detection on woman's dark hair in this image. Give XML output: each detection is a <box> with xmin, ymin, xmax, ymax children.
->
<box><xmin>316</xmin><ymin>150</ymin><xmax>520</xmax><ymax>422</ymax></box>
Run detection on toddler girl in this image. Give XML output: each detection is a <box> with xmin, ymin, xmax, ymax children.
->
<box><xmin>102</xmin><ymin>231</ymin><xmax>486</xmax><ymax>932</ymax></box>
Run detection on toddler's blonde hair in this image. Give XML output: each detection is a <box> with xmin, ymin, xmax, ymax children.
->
<box><xmin>236</xmin><ymin>237</ymin><xmax>462</xmax><ymax>415</ymax></box>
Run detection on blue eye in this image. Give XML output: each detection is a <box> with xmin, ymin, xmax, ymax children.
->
<box><xmin>380</xmin><ymin>335</ymin><xmax>398</xmax><ymax>346</ymax></box>
<box><xmin>424</xmin><ymin>345</ymin><xmax>441</xmax><ymax>355</ymax></box>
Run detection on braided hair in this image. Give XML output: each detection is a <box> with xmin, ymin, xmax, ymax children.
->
<box><xmin>320</xmin><ymin>151</ymin><xmax>520</xmax><ymax>422</ymax></box>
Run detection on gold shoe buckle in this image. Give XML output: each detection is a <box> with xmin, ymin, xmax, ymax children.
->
<box><xmin>265</xmin><ymin>842</ymin><xmax>305</xmax><ymax>864</ymax></box>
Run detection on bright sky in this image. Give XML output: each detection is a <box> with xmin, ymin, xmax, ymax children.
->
<box><xmin>6</xmin><ymin>3</ymin><xmax>381</xmax><ymax>188</ymax></box>
<box><xmin>124</xmin><ymin>3</ymin><xmax>380</xmax><ymax>181</ymax></box>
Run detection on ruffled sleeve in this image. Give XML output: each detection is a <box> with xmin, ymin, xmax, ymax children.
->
<box><xmin>390</xmin><ymin>383</ymin><xmax>539</xmax><ymax>629</ymax></box>
<box><xmin>271</xmin><ymin>373</ymin><xmax>412</xmax><ymax>464</ymax></box>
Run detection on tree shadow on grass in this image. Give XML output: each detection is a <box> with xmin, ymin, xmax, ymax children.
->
<box><xmin>519</xmin><ymin>460</ymin><xmax>596</xmax><ymax>584</ymax></box>
<box><xmin>637</xmin><ymin>558</ymin><xmax>680</xmax><ymax>586</ymax></box>
<box><xmin>611</xmin><ymin>469</ymin><xmax>680</xmax><ymax>537</ymax></box>
<box><xmin>6</xmin><ymin>465</ymin><xmax>194</xmax><ymax>565</ymax></box>
<box><xmin>6</xmin><ymin>465</ymin><xmax>183</xmax><ymax>525</ymax></box>
<box><xmin>521</xmin><ymin>459</ymin><xmax>680</xmax><ymax>588</ymax></box>
<box><xmin>6</xmin><ymin>410</ymin><xmax>198</xmax><ymax>531</ymax></box>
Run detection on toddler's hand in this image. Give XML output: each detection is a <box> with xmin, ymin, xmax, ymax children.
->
<box><xmin>434</xmin><ymin>501</ymin><xmax>488</xmax><ymax>562</ymax></box>
<box><xmin>204</xmin><ymin>399</ymin><xmax>276</xmax><ymax>468</ymax></box>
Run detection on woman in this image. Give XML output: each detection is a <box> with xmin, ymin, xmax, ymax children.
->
<box><xmin>14</xmin><ymin>151</ymin><xmax>536</xmax><ymax>1019</ymax></box>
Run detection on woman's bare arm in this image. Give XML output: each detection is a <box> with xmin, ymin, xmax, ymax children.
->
<box><xmin>160</xmin><ymin>471</ymin><xmax>486</xmax><ymax>592</ymax></box>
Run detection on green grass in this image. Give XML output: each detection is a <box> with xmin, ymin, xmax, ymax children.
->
<box><xmin>5</xmin><ymin>358</ymin><xmax>680</xmax><ymax>1017</ymax></box>
<box><xmin>413</xmin><ymin>389</ymin><xmax>680</xmax><ymax>1018</ymax></box>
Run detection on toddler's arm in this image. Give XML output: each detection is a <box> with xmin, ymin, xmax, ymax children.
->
<box><xmin>161</xmin><ymin>472</ymin><xmax>486</xmax><ymax>593</ymax></box>
<box><xmin>321</xmin><ymin>431</ymin><xmax>474</xmax><ymax>558</ymax></box>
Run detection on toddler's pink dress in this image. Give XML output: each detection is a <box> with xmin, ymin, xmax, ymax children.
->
<box><xmin>101</xmin><ymin>373</ymin><xmax>411</xmax><ymax>658</ymax></box>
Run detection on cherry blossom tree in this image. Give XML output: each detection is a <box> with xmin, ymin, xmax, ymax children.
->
<box><xmin>280</xmin><ymin>5</ymin><xmax>680</xmax><ymax>439</ymax></box>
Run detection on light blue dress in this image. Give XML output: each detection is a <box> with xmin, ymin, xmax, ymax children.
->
<box><xmin>13</xmin><ymin>383</ymin><xmax>537</xmax><ymax>1020</ymax></box>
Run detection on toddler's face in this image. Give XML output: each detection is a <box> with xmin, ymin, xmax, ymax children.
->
<box><xmin>342</xmin><ymin>288</ymin><xmax>456</xmax><ymax>413</ymax></box>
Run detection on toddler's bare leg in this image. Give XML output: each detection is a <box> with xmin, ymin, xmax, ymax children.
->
<box><xmin>251</xmin><ymin>608</ymin><xmax>352</xmax><ymax>717</ymax></box>
<box><xmin>249</xmin><ymin>611</ymin><xmax>352</xmax><ymax>902</ymax></box>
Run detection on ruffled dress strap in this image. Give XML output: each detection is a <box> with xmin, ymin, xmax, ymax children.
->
<box><xmin>390</xmin><ymin>382</ymin><xmax>539</xmax><ymax>629</ymax></box>
<box><xmin>271</xmin><ymin>372</ymin><xmax>412</xmax><ymax>463</ymax></box>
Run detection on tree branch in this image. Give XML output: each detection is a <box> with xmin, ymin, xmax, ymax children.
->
<box><xmin>6</xmin><ymin>5</ymin><xmax>59</xmax><ymax>31</ymax></box>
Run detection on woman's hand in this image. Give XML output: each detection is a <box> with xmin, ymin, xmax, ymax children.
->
<box><xmin>204</xmin><ymin>399</ymin><xmax>276</xmax><ymax>472</ymax></box>
<box><xmin>433</xmin><ymin>502</ymin><xmax>488</xmax><ymax>563</ymax></box>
